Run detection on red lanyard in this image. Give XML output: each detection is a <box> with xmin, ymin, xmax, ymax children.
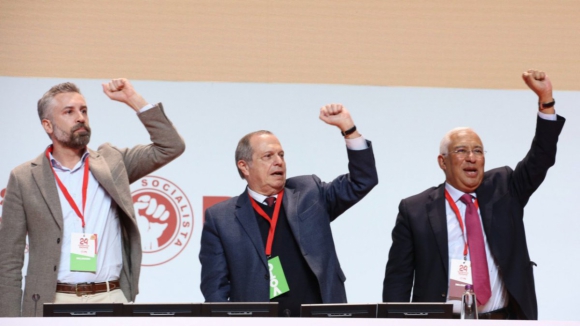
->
<box><xmin>249</xmin><ymin>190</ymin><xmax>284</xmax><ymax>257</ymax></box>
<box><xmin>45</xmin><ymin>147</ymin><xmax>90</xmax><ymax>229</ymax></box>
<box><xmin>444</xmin><ymin>189</ymin><xmax>479</xmax><ymax>258</ymax></box>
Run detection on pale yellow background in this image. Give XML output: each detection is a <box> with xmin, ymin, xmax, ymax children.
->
<box><xmin>1</xmin><ymin>0</ymin><xmax>578</xmax><ymax>89</ymax></box>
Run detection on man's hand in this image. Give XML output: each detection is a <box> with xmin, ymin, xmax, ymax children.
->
<box><xmin>102</xmin><ymin>78</ymin><xmax>149</xmax><ymax>112</ymax></box>
<box><xmin>319</xmin><ymin>103</ymin><xmax>361</xmax><ymax>138</ymax></box>
<box><xmin>522</xmin><ymin>69</ymin><xmax>554</xmax><ymax>112</ymax></box>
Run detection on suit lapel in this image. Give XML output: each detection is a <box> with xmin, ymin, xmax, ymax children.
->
<box><xmin>427</xmin><ymin>185</ymin><xmax>449</xmax><ymax>276</ymax></box>
<box><xmin>475</xmin><ymin>180</ymin><xmax>494</xmax><ymax>237</ymax></box>
<box><xmin>31</xmin><ymin>152</ymin><xmax>64</xmax><ymax>230</ymax></box>
<box><xmin>88</xmin><ymin>149</ymin><xmax>128</xmax><ymax>217</ymax></box>
<box><xmin>282</xmin><ymin>187</ymin><xmax>300</xmax><ymax>245</ymax></box>
<box><xmin>235</xmin><ymin>191</ymin><xmax>268</xmax><ymax>268</ymax></box>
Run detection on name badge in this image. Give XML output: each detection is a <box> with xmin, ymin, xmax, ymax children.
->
<box><xmin>70</xmin><ymin>233</ymin><xmax>98</xmax><ymax>272</ymax></box>
<box><xmin>268</xmin><ymin>256</ymin><xmax>289</xmax><ymax>299</ymax></box>
<box><xmin>449</xmin><ymin>258</ymin><xmax>472</xmax><ymax>300</ymax></box>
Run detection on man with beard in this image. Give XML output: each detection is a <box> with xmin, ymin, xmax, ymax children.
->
<box><xmin>0</xmin><ymin>79</ymin><xmax>185</xmax><ymax>316</ymax></box>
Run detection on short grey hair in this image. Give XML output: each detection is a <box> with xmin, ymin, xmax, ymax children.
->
<box><xmin>235</xmin><ymin>130</ymin><xmax>273</xmax><ymax>179</ymax></box>
<box><xmin>439</xmin><ymin>127</ymin><xmax>475</xmax><ymax>155</ymax></box>
<box><xmin>37</xmin><ymin>82</ymin><xmax>81</xmax><ymax>121</ymax></box>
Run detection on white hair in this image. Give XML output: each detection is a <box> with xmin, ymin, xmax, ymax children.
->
<box><xmin>439</xmin><ymin>127</ymin><xmax>477</xmax><ymax>155</ymax></box>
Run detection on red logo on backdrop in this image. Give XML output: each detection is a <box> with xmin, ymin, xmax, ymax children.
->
<box><xmin>132</xmin><ymin>176</ymin><xmax>193</xmax><ymax>266</ymax></box>
<box><xmin>202</xmin><ymin>196</ymin><xmax>230</xmax><ymax>223</ymax></box>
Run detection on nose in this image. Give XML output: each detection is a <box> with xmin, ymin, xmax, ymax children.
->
<box><xmin>465</xmin><ymin>151</ymin><xmax>477</xmax><ymax>162</ymax></box>
<box><xmin>274</xmin><ymin>155</ymin><xmax>283</xmax><ymax>166</ymax></box>
<box><xmin>75</xmin><ymin>110</ymin><xmax>86</xmax><ymax>123</ymax></box>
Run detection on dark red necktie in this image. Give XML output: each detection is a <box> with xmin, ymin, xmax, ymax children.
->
<box><xmin>264</xmin><ymin>197</ymin><xmax>276</xmax><ymax>207</ymax></box>
<box><xmin>459</xmin><ymin>193</ymin><xmax>492</xmax><ymax>306</ymax></box>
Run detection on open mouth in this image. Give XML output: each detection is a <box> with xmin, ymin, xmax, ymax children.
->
<box><xmin>463</xmin><ymin>167</ymin><xmax>478</xmax><ymax>177</ymax></box>
<box><xmin>271</xmin><ymin>171</ymin><xmax>284</xmax><ymax>177</ymax></box>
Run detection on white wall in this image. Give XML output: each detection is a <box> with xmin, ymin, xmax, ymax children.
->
<box><xmin>0</xmin><ymin>77</ymin><xmax>578</xmax><ymax>320</ymax></box>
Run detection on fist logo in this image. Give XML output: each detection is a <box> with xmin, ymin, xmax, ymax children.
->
<box><xmin>134</xmin><ymin>194</ymin><xmax>174</xmax><ymax>251</ymax></box>
<box><xmin>131</xmin><ymin>176</ymin><xmax>193</xmax><ymax>266</ymax></box>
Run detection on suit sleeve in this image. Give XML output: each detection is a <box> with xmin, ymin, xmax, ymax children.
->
<box><xmin>382</xmin><ymin>199</ymin><xmax>415</xmax><ymax>302</ymax></box>
<box><xmin>0</xmin><ymin>171</ymin><xmax>28</xmax><ymax>316</ymax></box>
<box><xmin>100</xmin><ymin>103</ymin><xmax>186</xmax><ymax>183</ymax></box>
<box><xmin>322</xmin><ymin>140</ymin><xmax>378</xmax><ymax>221</ymax></box>
<box><xmin>510</xmin><ymin>115</ymin><xmax>565</xmax><ymax>207</ymax></box>
<box><xmin>199</xmin><ymin>208</ymin><xmax>231</xmax><ymax>302</ymax></box>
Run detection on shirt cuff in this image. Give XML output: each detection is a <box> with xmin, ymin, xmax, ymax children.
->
<box><xmin>345</xmin><ymin>136</ymin><xmax>368</xmax><ymax>150</ymax></box>
<box><xmin>538</xmin><ymin>111</ymin><xmax>557</xmax><ymax>121</ymax></box>
<box><xmin>138</xmin><ymin>103</ymin><xmax>154</xmax><ymax>114</ymax></box>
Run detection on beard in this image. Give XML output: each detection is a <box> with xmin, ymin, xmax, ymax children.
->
<box><xmin>53</xmin><ymin>122</ymin><xmax>91</xmax><ymax>149</ymax></box>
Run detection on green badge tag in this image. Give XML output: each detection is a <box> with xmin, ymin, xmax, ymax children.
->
<box><xmin>70</xmin><ymin>233</ymin><xmax>98</xmax><ymax>272</ymax></box>
<box><xmin>268</xmin><ymin>256</ymin><xmax>290</xmax><ymax>299</ymax></box>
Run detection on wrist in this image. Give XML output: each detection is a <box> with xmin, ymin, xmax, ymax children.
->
<box><xmin>344</xmin><ymin>130</ymin><xmax>361</xmax><ymax>139</ymax></box>
<box><xmin>538</xmin><ymin>98</ymin><xmax>555</xmax><ymax>111</ymax></box>
<box><xmin>340</xmin><ymin>125</ymin><xmax>357</xmax><ymax>137</ymax></box>
<box><xmin>127</xmin><ymin>95</ymin><xmax>148</xmax><ymax>112</ymax></box>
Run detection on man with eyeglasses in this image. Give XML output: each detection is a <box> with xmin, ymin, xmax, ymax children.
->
<box><xmin>382</xmin><ymin>69</ymin><xmax>565</xmax><ymax>320</ymax></box>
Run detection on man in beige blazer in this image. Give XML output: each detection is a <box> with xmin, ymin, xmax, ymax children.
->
<box><xmin>0</xmin><ymin>79</ymin><xmax>185</xmax><ymax>317</ymax></box>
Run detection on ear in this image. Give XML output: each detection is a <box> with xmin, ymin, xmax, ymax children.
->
<box><xmin>237</xmin><ymin>160</ymin><xmax>250</xmax><ymax>178</ymax></box>
<box><xmin>437</xmin><ymin>154</ymin><xmax>447</xmax><ymax>171</ymax></box>
<box><xmin>41</xmin><ymin>119</ymin><xmax>53</xmax><ymax>135</ymax></box>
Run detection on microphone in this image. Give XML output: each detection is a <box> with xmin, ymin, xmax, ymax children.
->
<box><xmin>284</xmin><ymin>309</ymin><xmax>291</xmax><ymax>317</ymax></box>
<box><xmin>32</xmin><ymin>294</ymin><xmax>40</xmax><ymax>317</ymax></box>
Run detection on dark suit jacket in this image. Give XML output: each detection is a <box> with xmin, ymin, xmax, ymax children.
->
<box><xmin>0</xmin><ymin>105</ymin><xmax>185</xmax><ymax>317</ymax></box>
<box><xmin>382</xmin><ymin>116</ymin><xmax>565</xmax><ymax>320</ymax></box>
<box><xmin>200</xmin><ymin>142</ymin><xmax>378</xmax><ymax>303</ymax></box>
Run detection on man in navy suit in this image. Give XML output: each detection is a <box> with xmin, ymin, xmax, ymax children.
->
<box><xmin>200</xmin><ymin>104</ymin><xmax>378</xmax><ymax>316</ymax></box>
<box><xmin>382</xmin><ymin>70</ymin><xmax>565</xmax><ymax>320</ymax></box>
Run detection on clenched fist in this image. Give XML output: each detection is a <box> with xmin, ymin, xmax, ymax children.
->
<box><xmin>102</xmin><ymin>78</ymin><xmax>149</xmax><ymax>112</ymax></box>
<box><xmin>319</xmin><ymin>104</ymin><xmax>361</xmax><ymax>138</ymax></box>
<box><xmin>134</xmin><ymin>195</ymin><xmax>170</xmax><ymax>251</ymax></box>
<box><xmin>522</xmin><ymin>69</ymin><xmax>554</xmax><ymax>109</ymax></box>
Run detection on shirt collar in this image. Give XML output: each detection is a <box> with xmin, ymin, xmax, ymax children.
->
<box><xmin>247</xmin><ymin>187</ymin><xmax>279</xmax><ymax>205</ymax></box>
<box><xmin>445</xmin><ymin>182</ymin><xmax>477</xmax><ymax>203</ymax></box>
<box><xmin>49</xmin><ymin>149</ymin><xmax>89</xmax><ymax>173</ymax></box>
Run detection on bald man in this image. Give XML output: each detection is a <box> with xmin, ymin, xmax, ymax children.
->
<box><xmin>382</xmin><ymin>70</ymin><xmax>565</xmax><ymax>320</ymax></box>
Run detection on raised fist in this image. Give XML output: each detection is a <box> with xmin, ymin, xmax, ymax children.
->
<box><xmin>522</xmin><ymin>69</ymin><xmax>553</xmax><ymax>103</ymax></box>
<box><xmin>134</xmin><ymin>195</ymin><xmax>170</xmax><ymax>251</ymax></box>
<box><xmin>319</xmin><ymin>103</ymin><xmax>360</xmax><ymax>138</ymax></box>
<box><xmin>101</xmin><ymin>78</ymin><xmax>148</xmax><ymax>112</ymax></box>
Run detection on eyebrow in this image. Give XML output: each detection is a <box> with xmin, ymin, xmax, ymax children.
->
<box><xmin>61</xmin><ymin>105</ymin><xmax>88</xmax><ymax>110</ymax></box>
<box><xmin>453</xmin><ymin>145</ymin><xmax>483</xmax><ymax>149</ymax></box>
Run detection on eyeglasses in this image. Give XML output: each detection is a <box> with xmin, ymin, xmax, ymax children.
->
<box><xmin>448</xmin><ymin>148</ymin><xmax>486</xmax><ymax>158</ymax></box>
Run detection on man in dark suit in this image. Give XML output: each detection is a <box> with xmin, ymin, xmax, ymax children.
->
<box><xmin>0</xmin><ymin>79</ymin><xmax>185</xmax><ymax>316</ymax></box>
<box><xmin>382</xmin><ymin>70</ymin><xmax>565</xmax><ymax>320</ymax></box>
<box><xmin>200</xmin><ymin>104</ymin><xmax>378</xmax><ymax>316</ymax></box>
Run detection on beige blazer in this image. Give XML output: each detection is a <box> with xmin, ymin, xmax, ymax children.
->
<box><xmin>0</xmin><ymin>104</ymin><xmax>185</xmax><ymax>316</ymax></box>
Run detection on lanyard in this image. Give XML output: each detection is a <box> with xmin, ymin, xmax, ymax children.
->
<box><xmin>444</xmin><ymin>189</ymin><xmax>479</xmax><ymax>259</ymax></box>
<box><xmin>249</xmin><ymin>190</ymin><xmax>284</xmax><ymax>257</ymax></box>
<box><xmin>45</xmin><ymin>147</ymin><xmax>90</xmax><ymax>230</ymax></box>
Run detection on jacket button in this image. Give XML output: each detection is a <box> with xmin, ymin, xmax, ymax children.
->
<box><xmin>264</xmin><ymin>274</ymin><xmax>269</xmax><ymax>280</ymax></box>
<box><xmin>57</xmin><ymin>238</ymin><xmax>60</xmax><ymax>244</ymax></box>
<box><xmin>441</xmin><ymin>293</ymin><xmax>446</xmax><ymax>297</ymax></box>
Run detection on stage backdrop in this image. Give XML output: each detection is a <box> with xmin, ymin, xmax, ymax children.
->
<box><xmin>0</xmin><ymin>76</ymin><xmax>578</xmax><ymax>320</ymax></box>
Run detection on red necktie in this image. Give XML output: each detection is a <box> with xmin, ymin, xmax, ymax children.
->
<box><xmin>264</xmin><ymin>197</ymin><xmax>276</xmax><ymax>207</ymax></box>
<box><xmin>459</xmin><ymin>193</ymin><xmax>492</xmax><ymax>306</ymax></box>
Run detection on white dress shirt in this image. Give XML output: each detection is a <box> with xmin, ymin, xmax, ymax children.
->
<box><xmin>51</xmin><ymin>151</ymin><xmax>122</xmax><ymax>284</ymax></box>
<box><xmin>53</xmin><ymin>104</ymin><xmax>154</xmax><ymax>284</ymax></box>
